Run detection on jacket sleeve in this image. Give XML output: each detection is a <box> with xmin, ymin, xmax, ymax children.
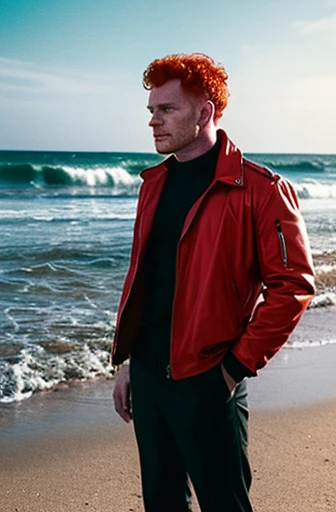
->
<box><xmin>229</xmin><ymin>177</ymin><xmax>315</xmax><ymax>375</ymax></box>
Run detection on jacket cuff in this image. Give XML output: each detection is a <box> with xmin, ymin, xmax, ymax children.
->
<box><xmin>222</xmin><ymin>352</ymin><xmax>254</xmax><ymax>383</ymax></box>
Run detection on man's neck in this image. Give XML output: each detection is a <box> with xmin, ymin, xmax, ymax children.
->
<box><xmin>174</xmin><ymin>129</ymin><xmax>217</xmax><ymax>163</ymax></box>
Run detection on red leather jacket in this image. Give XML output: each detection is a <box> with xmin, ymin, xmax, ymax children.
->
<box><xmin>112</xmin><ymin>130</ymin><xmax>315</xmax><ymax>379</ymax></box>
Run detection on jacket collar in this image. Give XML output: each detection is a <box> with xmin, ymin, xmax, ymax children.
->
<box><xmin>140</xmin><ymin>129</ymin><xmax>244</xmax><ymax>188</ymax></box>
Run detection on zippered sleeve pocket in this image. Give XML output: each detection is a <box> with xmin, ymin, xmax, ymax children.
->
<box><xmin>275</xmin><ymin>219</ymin><xmax>288</xmax><ymax>267</ymax></box>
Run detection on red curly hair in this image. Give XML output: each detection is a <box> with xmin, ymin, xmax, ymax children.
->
<box><xmin>142</xmin><ymin>53</ymin><xmax>229</xmax><ymax>122</ymax></box>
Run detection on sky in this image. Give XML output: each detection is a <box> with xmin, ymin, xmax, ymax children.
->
<box><xmin>0</xmin><ymin>0</ymin><xmax>335</xmax><ymax>153</ymax></box>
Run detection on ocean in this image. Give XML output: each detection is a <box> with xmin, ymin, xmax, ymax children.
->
<box><xmin>0</xmin><ymin>150</ymin><xmax>335</xmax><ymax>403</ymax></box>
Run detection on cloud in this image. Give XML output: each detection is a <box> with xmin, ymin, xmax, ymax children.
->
<box><xmin>0</xmin><ymin>57</ymin><xmax>111</xmax><ymax>95</ymax></box>
<box><xmin>293</xmin><ymin>15</ymin><xmax>336</xmax><ymax>35</ymax></box>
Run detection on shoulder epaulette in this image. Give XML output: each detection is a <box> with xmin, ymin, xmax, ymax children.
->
<box><xmin>243</xmin><ymin>158</ymin><xmax>280</xmax><ymax>181</ymax></box>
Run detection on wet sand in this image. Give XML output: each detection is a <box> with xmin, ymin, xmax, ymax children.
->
<box><xmin>1</xmin><ymin>318</ymin><xmax>336</xmax><ymax>511</ymax></box>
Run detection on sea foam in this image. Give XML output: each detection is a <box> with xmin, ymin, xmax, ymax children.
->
<box><xmin>296</xmin><ymin>180</ymin><xmax>336</xmax><ymax>199</ymax></box>
<box><xmin>0</xmin><ymin>344</ymin><xmax>115</xmax><ymax>403</ymax></box>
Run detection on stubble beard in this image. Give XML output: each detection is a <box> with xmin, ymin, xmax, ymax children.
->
<box><xmin>154</xmin><ymin>128</ymin><xmax>200</xmax><ymax>156</ymax></box>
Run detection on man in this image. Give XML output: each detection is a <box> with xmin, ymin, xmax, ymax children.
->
<box><xmin>112</xmin><ymin>53</ymin><xmax>315</xmax><ymax>512</ymax></box>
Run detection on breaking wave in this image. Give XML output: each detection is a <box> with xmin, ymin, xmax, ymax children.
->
<box><xmin>0</xmin><ymin>163</ymin><xmax>141</xmax><ymax>193</ymax></box>
<box><xmin>295</xmin><ymin>180</ymin><xmax>336</xmax><ymax>199</ymax></box>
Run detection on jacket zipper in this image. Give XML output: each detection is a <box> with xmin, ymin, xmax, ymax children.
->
<box><xmin>168</xmin><ymin>243</ymin><xmax>180</xmax><ymax>380</ymax></box>
<box><xmin>168</xmin><ymin>185</ymin><xmax>214</xmax><ymax>379</ymax></box>
<box><xmin>168</xmin><ymin>179</ymin><xmax>227</xmax><ymax>379</ymax></box>
<box><xmin>275</xmin><ymin>220</ymin><xmax>288</xmax><ymax>267</ymax></box>
<box><xmin>166</xmin><ymin>364</ymin><xmax>171</xmax><ymax>379</ymax></box>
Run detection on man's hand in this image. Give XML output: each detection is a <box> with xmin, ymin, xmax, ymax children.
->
<box><xmin>113</xmin><ymin>364</ymin><xmax>132</xmax><ymax>423</ymax></box>
<box><xmin>220</xmin><ymin>363</ymin><xmax>237</xmax><ymax>394</ymax></box>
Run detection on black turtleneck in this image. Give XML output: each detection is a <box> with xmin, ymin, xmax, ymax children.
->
<box><xmin>142</xmin><ymin>140</ymin><xmax>220</xmax><ymax>331</ymax></box>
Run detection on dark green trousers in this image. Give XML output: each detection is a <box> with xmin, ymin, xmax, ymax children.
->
<box><xmin>130</xmin><ymin>357</ymin><xmax>254</xmax><ymax>512</ymax></box>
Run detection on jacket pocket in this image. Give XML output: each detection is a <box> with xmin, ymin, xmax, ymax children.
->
<box><xmin>215</xmin><ymin>363</ymin><xmax>233</xmax><ymax>401</ymax></box>
<box><xmin>275</xmin><ymin>219</ymin><xmax>288</xmax><ymax>267</ymax></box>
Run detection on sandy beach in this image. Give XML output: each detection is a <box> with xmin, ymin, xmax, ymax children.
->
<box><xmin>1</xmin><ymin>340</ymin><xmax>336</xmax><ymax>512</ymax></box>
<box><xmin>1</xmin><ymin>401</ymin><xmax>336</xmax><ymax>512</ymax></box>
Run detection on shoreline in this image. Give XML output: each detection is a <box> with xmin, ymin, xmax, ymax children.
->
<box><xmin>2</xmin><ymin>340</ymin><xmax>336</xmax><ymax>439</ymax></box>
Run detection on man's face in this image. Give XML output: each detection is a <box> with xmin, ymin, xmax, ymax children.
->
<box><xmin>147</xmin><ymin>79</ymin><xmax>203</xmax><ymax>158</ymax></box>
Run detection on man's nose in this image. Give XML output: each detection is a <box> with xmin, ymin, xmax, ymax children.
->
<box><xmin>148</xmin><ymin>112</ymin><xmax>163</xmax><ymax>127</ymax></box>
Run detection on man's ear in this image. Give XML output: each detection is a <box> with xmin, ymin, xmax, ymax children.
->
<box><xmin>198</xmin><ymin>100</ymin><xmax>215</xmax><ymax>127</ymax></box>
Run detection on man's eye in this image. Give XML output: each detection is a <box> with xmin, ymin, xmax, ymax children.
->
<box><xmin>163</xmin><ymin>107</ymin><xmax>173</xmax><ymax>113</ymax></box>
